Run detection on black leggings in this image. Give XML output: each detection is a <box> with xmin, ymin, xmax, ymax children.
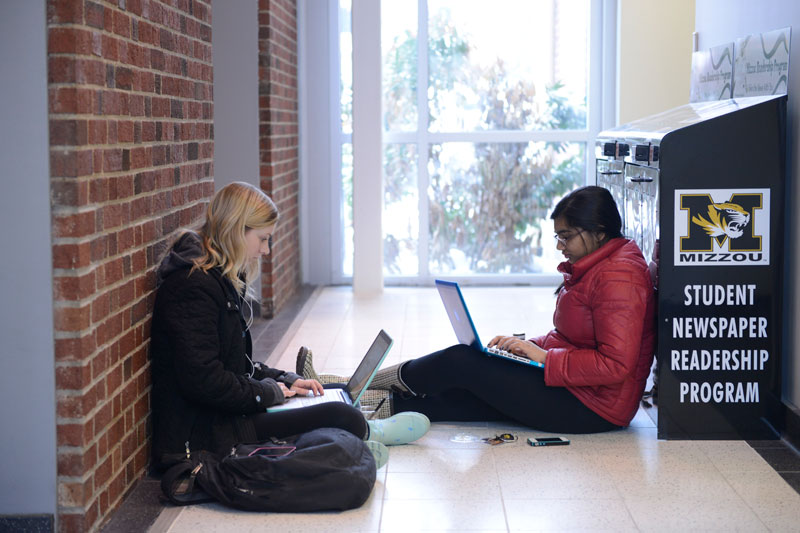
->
<box><xmin>394</xmin><ymin>344</ymin><xmax>620</xmax><ymax>434</ymax></box>
<box><xmin>250</xmin><ymin>384</ymin><xmax>368</xmax><ymax>440</ymax></box>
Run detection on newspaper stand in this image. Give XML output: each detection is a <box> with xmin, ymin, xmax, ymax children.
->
<box><xmin>596</xmin><ymin>94</ymin><xmax>786</xmax><ymax>439</ymax></box>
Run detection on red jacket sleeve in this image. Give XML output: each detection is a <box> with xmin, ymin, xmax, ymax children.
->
<box><xmin>543</xmin><ymin>267</ymin><xmax>650</xmax><ymax>387</ymax></box>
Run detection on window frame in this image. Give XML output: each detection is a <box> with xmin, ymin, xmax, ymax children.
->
<box><xmin>306</xmin><ymin>0</ymin><xmax>617</xmax><ymax>286</ymax></box>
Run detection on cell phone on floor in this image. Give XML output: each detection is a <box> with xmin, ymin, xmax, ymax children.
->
<box><xmin>527</xmin><ymin>437</ymin><xmax>570</xmax><ymax>447</ymax></box>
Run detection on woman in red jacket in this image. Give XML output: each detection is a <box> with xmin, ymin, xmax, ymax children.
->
<box><xmin>300</xmin><ymin>186</ymin><xmax>656</xmax><ymax>433</ymax></box>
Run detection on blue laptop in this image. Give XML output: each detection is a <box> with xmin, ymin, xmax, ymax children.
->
<box><xmin>435</xmin><ymin>280</ymin><xmax>544</xmax><ymax>369</ymax></box>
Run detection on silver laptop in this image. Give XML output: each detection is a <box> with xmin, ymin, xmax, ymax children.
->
<box><xmin>435</xmin><ymin>280</ymin><xmax>544</xmax><ymax>369</ymax></box>
<box><xmin>267</xmin><ymin>329</ymin><xmax>393</xmax><ymax>411</ymax></box>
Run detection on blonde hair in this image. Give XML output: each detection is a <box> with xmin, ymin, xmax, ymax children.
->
<box><xmin>194</xmin><ymin>182</ymin><xmax>279</xmax><ymax>295</ymax></box>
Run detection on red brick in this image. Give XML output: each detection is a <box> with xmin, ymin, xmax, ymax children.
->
<box><xmin>103</xmin><ymin>149</ymin><xmax>123</xmax><ymax>172</ymax></box>
<box><xmin>48</xmin><ymin>0</ymin><xmax>83</xmax><ymax>23</ymax></box>
<box><xmin>137</xmin><ymin>19</ymin><xmax>155</xmax><ymax>45</ymax></box>
<box><xmin>96</xmin><ymin>312</ymin><xmax>124</xmax><ymax>347</ymax></box>
<box><xmin>105</xmin><ymin>365</ymin><xmax>123</xmax><ymax>400</ymax></box>
<box><xmin>93</xmin><ymin>402</ymin><xmax>114</xmax><ymax>438</ymax></box>
<box><xmin>133</xmin><ymin>445</ymin><xmax>149</xmax><ymax>474</ymax></box>
<box><xmin>49</xmin><ymin>27</ymin><xmax>91</xmax><ymax>55</ymax></box>
<box><xmin>84</xmin><ymin>1</ymin><xmax>105</xmax><ymax>29</ymax></box>
<box><xmin>54</xmin><ymin>333</ymin><xmax>97</xmax><ymax>362</ymax></box>
<box><xmin>103</xmin><ymin>4</ymin><xmax>114</xmax><ymax>32</ymax></box>
<box><xmin>50</xmin><ymin>87</ymin><xmax>90</xmax><ymax>114</ymax></box>
<box><xmin>97</xmin><ymin>489</ymin><xmax>109</xmax><ymax>521</ymax></box>
<box><xmin>116</xmin><ymin>329</ymin><xmax>136</xmax><ymax>359</ymax></box>
<box><xmin>91</xmin><ymin>348</ymin><xmax>109</xmax><ymax>380</ymax></box>
<box><xmin>112</xmin><ymin>10</ymin><xmax>131</xmax><ymax>38</ymax></box>
<box><xmin>56</xmin><ymin>362</ymin><xmax>92</xmax><ymax>391</ymax></box>
<box><xmin>88</xmin><ymin>120</ymin><xmax>107</xmax><ymax>144</ymax></box>
<box><xmin>57</xmin><ymin>478</ymin><xmax>92</xmax><ymax>510</ymax></box>
<box><xmin>50</xmin><ymin>119</ymin><xmax>88</xmax><ymax>146</ymax></box>
<box><xmin>117</xmin><ymin>120</ymin><xmax>134</xmax><ymax>143</ymax></box>
<box><xmin>83</xmin><ymin>500</ymin><xmax>100</xmax><ymax>532</ymax></box>
<box><xmin>53</xmin><ymin>303</ymin><xmax>92</xmax><ymax>332</ymax></box>
<box><xmin>58</xmin><ymin>445</ymin><xmax>97</xmax><ymax>478</ymax></box>
<box><xmin>50</xmin><ymin>149</ymin><xmax>82</xmax><ymax>178</ymax></box>
<box><xmin>73</xmin><ymin>58</ymin><xmax>105</xmax><ymax>86</ymax></box>
<box><xmin>101</xmin><ymin>203</ymin><xmax>124</xmax><ymax>230</ymax></box>
<box><xmin>51</xmin><ymin>178</ymin><xmax>89</xmax><ymax>207</ymax></box>
<box><xmin>104</xmin><ymin>257</ymin><xmax>125</xmax><ymax>286</ymax></box>
<box><xmin>90</xmin><ymin>291</ymin><xmax>110</xmax><ymax>325</ymax></box>
<box><xmin>48</xmin><ymin>56</ymin><xmax>77</xmax><ymax>85</ymax></box>
<box><xmin>57</xmin><ymin>421</ymin><xmax>92</xmax><ymax>447</ymax></box>
<box><xmin>100</xmin><ymin>33</ymin><xmax>119</xmax><ymax>61</ymax></box>
<box><xmin>107</xmin><ymin>471</ymin><xmax>127</xmax><ymax>509</ymax></box>
<box><xmin>53</xmin><ymin>269</ymin><xmax>96</xmax><ymax>301</ymax></box>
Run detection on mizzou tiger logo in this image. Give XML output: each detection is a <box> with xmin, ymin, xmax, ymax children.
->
<box><xmin>691</xmin><ymin>202</ymin><xmax>751</xmax><ymax>240</ymax></box>
<box><xmin>674</xmin><ymin>190</ymin><xmax>769</xmax><ymax>266</ymax></box>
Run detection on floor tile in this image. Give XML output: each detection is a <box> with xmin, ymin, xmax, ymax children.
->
<box><xmin>723</xmin><ymin>469</ymin><xmax>800</xmax><ymax>505</ymax></box>
<box><xmin>492</xmin><ymin>440</ymin><xmax>612</xmax><ymax>475</ymax></box>
<box><xmin>386</xmin><ymin>446</ymin><xmax>495</xmax><ymax>474</ymax></box>
<box><xmin>384</xmin><ymin>471</ymin><xmax>500</xmax><ymax>501</ymax></box>
<box><xmin>497</xmin><ymin>467</ymin><xmax>622</xmax><ymax>501</ymax></box>
<box><xmin>708</xmin><ymin>470</ymin><xmax>800</xmax><ymax>531</ymax></box>
<box><xmin>380</xmin><ymin>499</ymin><xmax>506</xmax><ymax>532</ymax></box>
<box><xmin>165</xmin><ymin>491</ymin><xmax>383</xmax><ymax>533</ymax></box>
<box><xmin>693</xmin><ymin>440</ymin><xmax>775</xmax><ymax>473</ymax></box>
<box><xmin>624</xmin><ymin>496</ymin><xmax>768</xmax><ymax>532</ymax></box>
<box><xmin>504</xmin><ymin>499</ymin><xmax>638</xmax><ymax>531</ymax></box>
<box><xmin>612</xmin><ymin>466</ymin><xmax>741</xmax><ymax>501</ymax></box>
<box><xmin>594</xmin><ymin>440</ymin><xmax>714</xmax><ymax>474</ymax></box>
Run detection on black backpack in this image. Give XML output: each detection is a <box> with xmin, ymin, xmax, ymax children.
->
<box><xmin>161</xmin><ymin>428</ymin><xmax>376</xmax><ymax>512</ymax></box>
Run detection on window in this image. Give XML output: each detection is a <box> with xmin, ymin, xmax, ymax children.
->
<box><xmin>336</xmin><ymin>0</ymin><xmax>608</xmax><ymax>283</ymax></box>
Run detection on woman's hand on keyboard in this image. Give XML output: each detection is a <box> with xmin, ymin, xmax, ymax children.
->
<box><xmin>290</xmin><ymin>378</ymin><xmax>324</xmax><ymax>397</ymax></box>
<box><xmin>278</xmin><ymin>382</ymin><xmax>297</xmax><ymax>398</ymax></box>
<box><xmin>488</xmin><ymin>335</ymin><xmax>547</xmax><ymax>365</ymax></box>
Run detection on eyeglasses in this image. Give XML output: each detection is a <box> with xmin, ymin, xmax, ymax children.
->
<box><xmin>554</xmin><ymin>229</ymin><xmax>584</xmax><ymax>246</ymax></box>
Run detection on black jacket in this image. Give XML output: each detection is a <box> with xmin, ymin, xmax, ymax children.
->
<box><xmin>150</xmin><ymin>232</ymin><xmax>300</xmax><ymax>469</ymax></box>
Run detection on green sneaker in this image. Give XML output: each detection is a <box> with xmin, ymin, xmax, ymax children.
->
<box><xmin>365</xmin><ymin>440</ymin><xmax>389</xmax><ymax>469</ymax></box>
<box><xmin>367</xmin><ymin>412</ymin><xmax>430</xmax><ymax>446</ymax></box>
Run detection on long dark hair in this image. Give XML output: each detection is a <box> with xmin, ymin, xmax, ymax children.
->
<box><xmin>551</xmin><ymin>185</ymin><xmax>623</xmax><ymax>241</ymax></box>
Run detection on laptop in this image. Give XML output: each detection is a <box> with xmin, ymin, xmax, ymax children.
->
<box><xmin>267</xmin><ymin>329</ymin><xmax>393</xmax><ymax>411</ymax></box>
<box><xmin>435</xmin><ymin>279</ymin><xmax>544</xmax><ymax>369</ymax></box>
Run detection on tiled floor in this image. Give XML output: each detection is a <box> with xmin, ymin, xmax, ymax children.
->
<box><xmin>152</xmin><ymin>286</ymin><xmax>800</xmax><ymax>532</ymax></box>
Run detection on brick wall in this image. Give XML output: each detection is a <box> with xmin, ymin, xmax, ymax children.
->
<box><xmin>47</xmin><ymin>0</ymin><xmax>214</xmax><ymax>530</ymax></box>
<box><xmin>258</xmin><ymin>0</ymin><xmax>301</xmax><ymax>317</ymax></box>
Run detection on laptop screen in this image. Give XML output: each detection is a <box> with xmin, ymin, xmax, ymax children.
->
<box><xmin>435</xmin><ymin>280</ymin><xmax>483</xmax><ymax>352</ymax></box>
<box><xmin>346</xmin><ymin>329</ymin><xmax>393</xmax><ymax>404</ymax></box>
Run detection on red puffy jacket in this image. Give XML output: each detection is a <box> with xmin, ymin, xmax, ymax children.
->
<box><xmin>530</xmin><ymin>238</ymin><xmax>656</xmax><ymax>427</ymax></box>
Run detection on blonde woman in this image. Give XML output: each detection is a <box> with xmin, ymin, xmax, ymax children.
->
<box><xmin>150</xmin><ymin>182</ymin><xmax>428</xmax><ymax>471</ymax></box>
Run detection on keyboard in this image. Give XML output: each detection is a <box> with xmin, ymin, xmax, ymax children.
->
<box><xmin>487</xmin><ymin>346</ymin><xmax>545</xmax><ymax>368</ymax></box>
<box><xmin>285</xmin><ymin>388</ymin><xmax>349</xmax><ymax>408</ymax></box>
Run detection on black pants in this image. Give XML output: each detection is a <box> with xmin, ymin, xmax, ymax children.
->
<box><xmin>394</xmin><ymin>344</ymin><xmax>620</xmax><ymax>434</ymax></box>
<box><xmin>250</xmin><ymin>384</ymin><xmax>368</xmax><ymax>440</ymax></box>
